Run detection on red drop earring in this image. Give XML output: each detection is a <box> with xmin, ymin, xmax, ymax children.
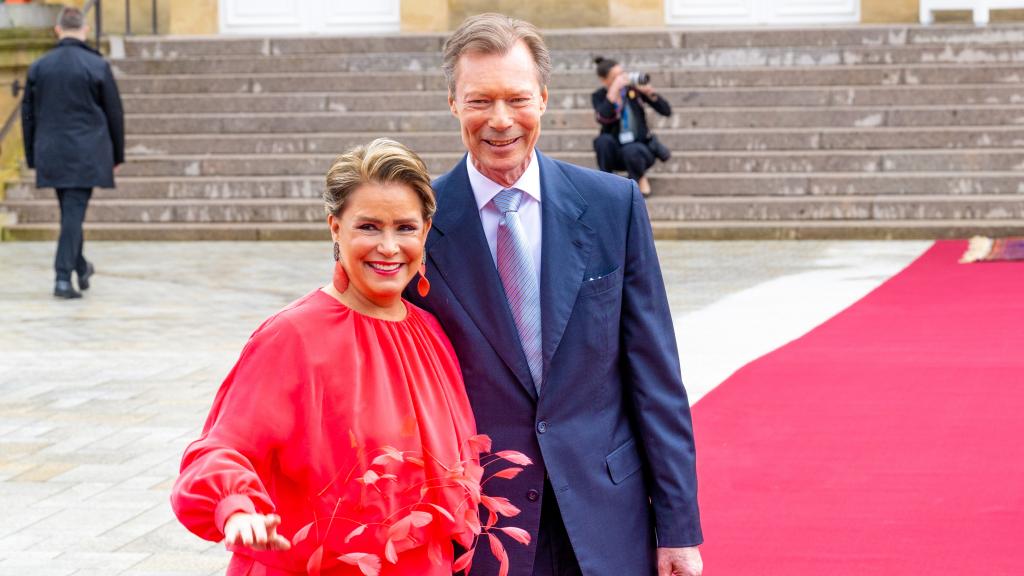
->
<box><xmin>417</xmin><ymin>255</ymin><xmax>431</xmax><ymax>297</ymax></box>
<box><xmin>333</xmin><ymin>242</ymin><xmax>349</xmax><ymax>294</ymax></box>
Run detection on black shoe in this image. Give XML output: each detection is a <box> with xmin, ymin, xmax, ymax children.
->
<box><xmin>54</xmin><ymin>280</ymin><xmax>82</xmax><ymax>299</ymax></box>
<box><xmin>78</xmin><ymin>262</ymin><xmax>95</xmax><ymax>291</ymax></box>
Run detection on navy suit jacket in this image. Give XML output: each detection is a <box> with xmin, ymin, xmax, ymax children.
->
<box><xmin>22</xmin><ymin>38</ymin><xmax>125</xmax><ymax>189</ymax></box>
<box><xmin>404</xmin><ymin>151</ymin><xmax>702</xmax><ymax>575</ymax></box>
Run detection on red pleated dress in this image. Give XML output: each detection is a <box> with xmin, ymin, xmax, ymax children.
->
<box><xmin>171</xmin><ymin>289</ymin><xmax>480</xmax><ymax>576</ymax></box>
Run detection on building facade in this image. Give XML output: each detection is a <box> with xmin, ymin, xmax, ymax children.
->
<box><xmin>47</xmin><ymin>0</ymin><xmax>1021</xmax><ymax>36</ymax></box>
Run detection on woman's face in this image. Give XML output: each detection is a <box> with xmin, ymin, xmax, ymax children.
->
<box><xmin>602</xmin><ymin>64</ymin><xmax>623</xmax><ymax>88</ymax></box>
<box><xmin>329</xmin><ymin>182</ymin><xmax>430</xmax><ymax>311</ymax></box>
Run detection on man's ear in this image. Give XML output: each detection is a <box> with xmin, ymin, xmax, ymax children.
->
<box><xmin>538</xmin><ymin>85</ymin><xmax>548</xmax><ymax>115</ymax></box>
<box><xmin>448</xmin><ymin>93</ymin><xmax>459</xmax><ymax>118</ymax></box>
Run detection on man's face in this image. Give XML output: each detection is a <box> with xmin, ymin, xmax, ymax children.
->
<box><xmin>448</xmin><ymin>41</ymin><xmax>548</xmax><ymax>186</ymax></box>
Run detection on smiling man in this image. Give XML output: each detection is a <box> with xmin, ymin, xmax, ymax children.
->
<box><xmin>404</xmin><ymin>13</ymin><xmax>703</xmax><ymax>576</ymax></box>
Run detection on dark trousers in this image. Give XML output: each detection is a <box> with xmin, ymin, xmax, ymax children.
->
<box><xmin>594</xmin><ymin>133</ymin><xmax>656</xmax><ymax>181</ymax></box>
<box><xmin>54</xmin><ymin>188</ymin><xmax>92</xmax><ymax>282</ymax></box>
<box><xmin>533</xmin><ymin>480</ymin><xmax>583</xmax><ymax>576</ymax></box>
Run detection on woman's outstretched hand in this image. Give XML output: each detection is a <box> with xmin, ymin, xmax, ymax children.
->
<box><xmin>224</xmin><ymin>512</ymin><xmax>292</xmax><ymax>551</ymax></box>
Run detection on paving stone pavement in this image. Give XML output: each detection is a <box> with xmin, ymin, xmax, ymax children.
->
<box><xmin>0</xmin><ymin>240</ymin><xmax>929</xmax><ymax>575</ymax></box>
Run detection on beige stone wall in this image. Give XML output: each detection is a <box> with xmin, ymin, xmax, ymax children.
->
<box><xmin>609</xmin><ymin>0</ymin><xmax>662</xmax><ymax>27</ymax></box>
<box><xmin>402</xmin><ymin>0</ymin><xmax>449</xmax><ymax>32</ymax></box>
<box><xmin>861</xmin><ymin>0</ymin><xmax>918</xmax><ymax>23</ymax></box>
<box><xmin>448</xmin><ymin>0</ymin><xmax>609</xmax><ymax>29</ymax></box>
<box><xmin>43</xmin><ymin>0</ymin><xmax>215</xmax><ymax>36</ymax></box>
<box><xmin>166</xmin><ymin>0</ymin><xmax>218</xmax><ymax>35</ymax></box>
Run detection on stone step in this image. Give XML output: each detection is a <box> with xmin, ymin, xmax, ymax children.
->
<box><xmin>7</xmin><ymin>219</ymin><xmax>1023</xmax><ymax>242</ymax></box>
<box><xmin>644</xmin><ymin>195</ymin><xmax>1024</xmax><ymax>220</ymax></box>
<box><xmin>121</xmin><ymin>105</ymin><xmax>1024</xmax><ymax>134</ymax></box>
<box><xmin>5</xmin><ymin>195</ymin><xmax>1023</xmax><ymax>224</ymax></box>
<box><xmin>113</xmin><ymin>65</ymin><xmax>1024</xmax><ymax>95</ymax></box>
<box><xmin>109</xmin><ymin>45</ymin><xmax>1024</xmax><ymax>76</ymax></box>
<box><xmin>121</xmin><ymin>127</ymin><xmax>1024</xmax><ymax>156</ymax></box>
<box><xmin>119</xmin><ymin>84</ymin><xmax>1024</xmax><ymax>114</ymax></box>
<box><xmin>7</xmin><ymin>172</ymin><xmax>1024</xmax><ymax>201</ymax></box>
<box><xmin>120</xmin><ymin>26</ymin><xmax>1024</xmax><ymax>59</ymax></box>
<box><xmin>62</xmin><ymin>149</ymin><xmax>1024</xmax><ymax>178</ymax></box>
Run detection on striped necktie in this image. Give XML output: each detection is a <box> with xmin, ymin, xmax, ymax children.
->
<box><xmin>493</xmin><ymin>188</ymin><xmax>543</xmax><ymax>392</ymax></box>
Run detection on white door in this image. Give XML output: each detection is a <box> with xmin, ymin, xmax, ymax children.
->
<box><xmin>219</xmin><ymin>0</ymin><xmax>400</xmax><ymax>35</ymax></box>
<box><xmin>666</xmin><ymin>0</ymin><xmax>859</xmax><ymax>24</ymax></box>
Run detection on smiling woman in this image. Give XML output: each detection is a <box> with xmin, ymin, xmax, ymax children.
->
<box><xmin>169</xmin><ymin>139</ymin><xmax>533</xmax><ymax>576</ymax></box>
<box><xmin>323</xmin><ymin>139</ymin><xmax>436</xmax><ymax>320</ymax></box>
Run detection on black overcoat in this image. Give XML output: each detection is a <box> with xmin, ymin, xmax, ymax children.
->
<box><xmin>21</xmin><ymin>38</ymin><xmax>125</xmax><ymax>189</ymax></box>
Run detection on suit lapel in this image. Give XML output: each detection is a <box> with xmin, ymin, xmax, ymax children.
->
<box><xmin>429</xmin><ymin>157</ymin><xmax>539</xmax><ymax>400</ymax></box>
<box><xmin>537</xmin><ymin>152</ymin><xmax>593</xmax><ymax>392</ymax></box>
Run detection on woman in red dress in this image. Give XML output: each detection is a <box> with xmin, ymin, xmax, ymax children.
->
<box><xmin>172</xmin><ymin>139</ymin><xmax>525</xmax><ymax>576</ymax></box>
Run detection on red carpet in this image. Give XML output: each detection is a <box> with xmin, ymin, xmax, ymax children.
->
<box><xmin>692</xmin><ymin>241</ymin><xmax>1024</xmax><ymax>575</ymax></box>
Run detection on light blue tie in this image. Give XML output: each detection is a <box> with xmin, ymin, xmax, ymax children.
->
<box><xmin>494</xmin><ymin>188</ymin><xmax>543</xmax><ymax>392</ymax></box>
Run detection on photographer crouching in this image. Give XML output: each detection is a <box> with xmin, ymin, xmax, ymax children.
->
<box><xmin>592</xmin><ymin>56</ymin><xmax>671</xmax><ymax>196</ymax></box>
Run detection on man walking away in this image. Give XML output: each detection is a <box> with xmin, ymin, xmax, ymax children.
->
<box><xmin>22</xmin><ymin>7</ymin><xmax>124</xmax><ymax>299</ymax></box>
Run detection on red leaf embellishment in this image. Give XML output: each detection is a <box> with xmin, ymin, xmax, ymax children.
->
<box><xmin>489</xmin><ymin>533</ymin><xmax>510</xmax><ymax>576</ymax></box>
<box><xmin>292</xmin><ymin>522</ymin><xmax>315</xmax><ymax>546</ymax></box>
<box><xmin>343</xmin><ymin>524</ymin><xmax>366</xmax><ymax>544</ymax></box>
<box><xmin>486</xmin><ymin>508</ymin><xmax>498</xmax><ymax>529</ymax></box>
<box><xmin>406</xmin><ymin>455</ymin><xmax>425</xmax><ymax>467</ymax></box>
<box><xmin>467</xmin><ymin>434</ymin><xmax>492</xmax><ymax>454</ymax></box>
<box><xmin>306</xmin><ymin>545</ymin><xmax>324</xmax><ymax>576</ymax></box>
<box><xmin>482</xmin><ymin>494</ymin><xmax>521</xmax><ymax>518</ymax></box>
<box><xmin>453</xmin><ymin>547</ymin><xmax>475</xmax><ymax>574</ymax></box>
<box><xmin>489</xmin><ymin>466</ymin><xmax>524</xmax><ymax>480</ymax></box>
<box><xmin>494</xmin><ymin>450</ymin><xmax>533</xmax><ymax>466</ymax></box>
<box><xmin>427</xmin><ymin>539</ymin><xmax>444</xmax><ymax>566</ymax></box>
<box><xmin>348</xmin><ymin>429</ymin><xmax>358</xmax><ymax>448</ymax></box>
<box><xmin>338</xmin><ymin>552</ymin><xmax>382</xmax><ymax>576</ymax></box>
<box><xmin>498</xmin><ymin>526</ymin><xmax>532</xmax><ymax>545</ymax></box>
<box><xmin>427</xmin><ymin>503</ymin><xmax>455</xmax><ymax>522</ymax></box>
<box><xmin>356</xmin><ymin>470</ymin><xmax>380</xmax><ymax>486</ymax></box>
<box><xmin>387</xmin><ymin>511</ymin><xmax>433</xmax><ymax>542</ymax></box>
<box><xmin>464</xmin><ymin>506</ymin><xmax>482</xmax><ymax>535</ymax></box>
<box><xmin>371</xmin><ymin>446</ymin><xmax>404</xmax><ymax>466</ymax></box>
<box><xmin>384</xmin><ymin>539</ymin><xmax>398</xmax><ymax>564</ymax></box>
<box><xmin>456</xmin><ymin>478</ymin><xmax>482</xmax><ymax>506</ymax></box>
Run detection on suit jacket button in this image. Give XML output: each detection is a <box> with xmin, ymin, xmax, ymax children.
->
<box><xmin>536</xmin><ymin>421</ymin><xmax>548</xmax><ymax>434</ymax></box>
<box><xmin>527</xmin><ymin>489</ymin><xmax>540</xmax><ymax>502</ymax></box>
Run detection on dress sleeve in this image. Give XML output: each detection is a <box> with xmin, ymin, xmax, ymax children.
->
<box><xmin>171</xmin><ymin>314</ymin><xmax>308</xmax><ymax>542</ymax></box>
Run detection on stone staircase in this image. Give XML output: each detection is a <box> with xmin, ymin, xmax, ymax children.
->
<box><xmin>4</xmin><ymin>25</ymin><xmax>1024</xmax><ymax>240</ymax></box>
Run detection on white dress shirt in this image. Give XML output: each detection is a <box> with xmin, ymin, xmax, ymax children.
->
<box><xmin>466</xmin><ymin>152</ymin><xmax>543</xmax><ymax>282</ymax></box>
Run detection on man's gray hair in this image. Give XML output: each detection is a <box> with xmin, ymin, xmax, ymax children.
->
<box><xmin>57</xmin><ymin>7</ymin><xmax>86</xmax><ymax>31</ymax></box>
<box><xmin>442</xmin><ymin>13</ymin><xmax>551</xmax><ymax>96</ymax></box>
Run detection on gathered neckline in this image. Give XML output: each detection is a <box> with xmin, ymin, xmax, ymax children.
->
<box><xmin>314</xmin><ymin>288</ymin><xmax>412</xmax><ymax>324</ymax></box>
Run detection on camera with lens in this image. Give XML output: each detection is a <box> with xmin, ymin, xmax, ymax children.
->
<box><xmin>627</xmin><ymin>71</ymin><xmax>650</xmax><ymax>86</ymax></box>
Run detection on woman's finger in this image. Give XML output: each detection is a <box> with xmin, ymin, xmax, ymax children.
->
<box><xmin>224</xmin><ymin>522</ymin><xmax>240</xmax><ymax>546</ymax></box>
<box><xmin>239</xmin><ymin>522</ymin><xmax>254</xmax><ymax>547</ymax></box>
<box><xmin>269</xmin><ymin>533</ymin><xmax>292</xmax><ymax>551</ymax></box>
<box><xmin>251</xmin><ymin>515</ymin><xmax>269</xmax><ymax>548</ymax></box>
<box><xmin>265</xmin><ymin>514</ymin><xmax>282</xmax><ymax>529</ymax></box>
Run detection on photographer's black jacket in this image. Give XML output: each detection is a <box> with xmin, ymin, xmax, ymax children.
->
<box><xmin>591</xmin><ymin>86</ymin><xmax>671</xmax><ymax>144</ymax></box>
<box><xmin>22</xmin><ymin>38</ymin><xmax>125</xmax><ymax>189</ymax></box>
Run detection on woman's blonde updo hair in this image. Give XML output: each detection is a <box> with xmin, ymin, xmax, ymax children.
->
<box><xmin>324</xmin><ymin>138</ymin><xmax>436</xmax><ymax>220</ymax></box>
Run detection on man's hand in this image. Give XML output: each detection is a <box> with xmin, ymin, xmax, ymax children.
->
<box><xmin>223</xmin><ymin>512</ymin><xmax>292</xmax><ymax>551</ymax></box>
<box><xmin>657</xmin><ymin>546</ymin><xmax>703</xmax><ymax>576</ymax></box>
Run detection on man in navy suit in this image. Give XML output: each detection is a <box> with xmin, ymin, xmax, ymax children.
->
<box><xmin>22</xmin><ymin>7</ymin><xmax>124</xmax><ymax>299</ymax></box>
<box><xmin>405</xmin><ymin>13</ymin><xmax>703</xmax><ymax>576</ymax></box>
